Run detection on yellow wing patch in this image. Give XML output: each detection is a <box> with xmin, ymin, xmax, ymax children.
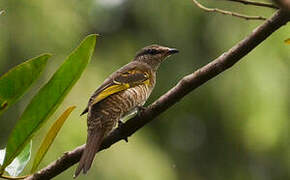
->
<box><xmin>91</xmin><ymin>68</ymin><xmax>151</xmax><ymax>106</ymax></box>
<box><xmin>92</xmin><ymin>83</ymin><xmax>130</xmax><ymax>105</ymax></box>
<box><xmin>143</xmin><ymin>79</ymin><xmax>150</xmax><ymax>86</ymax></box>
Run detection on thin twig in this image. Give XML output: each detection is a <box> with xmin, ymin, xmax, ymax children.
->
<box><xmin>227</xmin><ymin>0</ymin><xmax>279</xmax><ymax>9</ymax></box>
<box><xmin>192</xmin><ymin>0</ymin><xmax>267</xmax><ymax>20</ymax></box>
<box><xmin>0</xmin><ymin>174</ymin><xmax>28</xmax><ymax>180</ymax></box>
<box><xmin>24</xmin><ymin>10</ymin><xmax>290</xmax><ymax>180</ymax></box>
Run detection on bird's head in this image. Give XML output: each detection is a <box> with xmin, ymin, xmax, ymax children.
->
<box><xmin>134</xmin><ymin>44</ymin><xmax>179</xmax><ymax>71</ymax></box>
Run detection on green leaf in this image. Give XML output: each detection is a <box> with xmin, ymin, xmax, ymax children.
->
<box><xmin>0</xmin><ymin>141</ymin><xmax>32</xmax><ymax>176</ymax></box>
<box><xmin>1</xmin><ymin>34</ymin><xmax>97</xmax><ymax>170</ymax></box>
<box><xmin>0</xmin><ymin>54</ymin><xmax>51</xmax><ymax>116</ymax></box>
<box><xmin>30</xmin><ymin>106</ymin><xmax>76</xmax><ymax>172</ymax></box>
<box><xmin>0</xmin><ymin>148</ymin><xmax>5</xmax><ymax>171</ymax></box>
<box><xmin>284</xmin><ymin>38</ymin><xmax>290</xmax><ymax>45</ymax></box>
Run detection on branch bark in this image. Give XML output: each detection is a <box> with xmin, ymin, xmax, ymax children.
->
<box><xmin>227</xmin><ymin>0</ymin><xmax>279</xmax><ymax>9</ymax></box>
<box><xmin>272</xmin><ymin>0</ymin><xmax>290</xmax><ymax>10</ymax></box>
<box><xmin>25</xmin><ymin>10</ymin><xmax>290</xmax><ymax>180</ymax></box>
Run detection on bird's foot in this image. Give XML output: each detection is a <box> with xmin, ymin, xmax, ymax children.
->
<box><xmin>118</xmin><ymin>120</ymin><xmax>124</xmax><ymax>127</ymax></box>
<box><xmin>137</xmin><ymin>106</ymin><xmax>147</xmax><ymax>116</ymax></box>
<box><xmin>123</xmin><ymin>137</ymin><xmax>129</xmax><ymax>143</ymax></box>
<box><xmin>118</xmin><ymin>120</ymin><xmax>128</xmax><ymax>142</ymax></box>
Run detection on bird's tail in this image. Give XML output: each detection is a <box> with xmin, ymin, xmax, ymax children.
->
<box><xmin>74</xmin><ymin>129</ymin><xmax>105</xmax><ymax>178</ymax></box>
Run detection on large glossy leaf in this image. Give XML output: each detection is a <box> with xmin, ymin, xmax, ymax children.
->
<box><xmin>0</xmin><ymin>141</ymin><xmax>31</xmax><ymax>176</ymax></box>
<box><xmin>30</xmin><ymin>106</ymin><xmax>76</xmax><ymax>172</ymax></box>
<box><xmin>1</xmin><ymin>34</ymin><xmax>97</xmax><ymax>170</ymax></box>
<box><xmin>0</xmin><ymin>54</ymin><xmax>51</xmax><ymax>116</ymax></box>
<box><xmin>285</xmin><ymin>38</ymin><xmax>290</xmax><ymax>45</ymax></box>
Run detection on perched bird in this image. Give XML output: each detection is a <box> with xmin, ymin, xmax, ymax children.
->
<box><xmin>74</xmin><ymin>44</ymin><xmax>179</xmax><ymax>177</ymax></box>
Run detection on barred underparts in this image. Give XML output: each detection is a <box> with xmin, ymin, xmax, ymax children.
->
<box><xmin>88</xmin><ymin>83</ymin><xmax>154</xmax><ymax>135</ymax></box>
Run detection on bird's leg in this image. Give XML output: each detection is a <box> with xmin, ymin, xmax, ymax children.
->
<box><xmin>137</xmin><ymin>106</ymin><xmax>147</xmax><ymax>116</ymax></box>
<box><xmin>117</xmin><ymin>120</ymin><xmax>128</xmax><ymax>142</ymax></box>
<box><xmin>116</xmin><ymin>106</ymin><xmax>146</xmax><ymax>142</ymax></box>
<box><xmin>118</xmin><ymin>120</ymin><xmax>125</xmax><ymax>127</ymax></box>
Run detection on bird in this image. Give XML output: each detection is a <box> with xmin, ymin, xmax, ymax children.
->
<box><xmin>74</xmin><ymin>44</ymin><xmax>179</xmax><ymax>177</ymax></box>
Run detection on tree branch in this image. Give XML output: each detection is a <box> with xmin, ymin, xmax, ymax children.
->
<box><xmin>272</xmin><ymin>0</ymin><xmax>290</xmax><ymax>10</ymax></box>
<box><xmin>192</xmin><ymin>0</ymin><xmax>267</xmax><ymax>20</ymax></box>
<box><xmin>227</xmin><ymin>0</ymin><xmax>279</xmax><ymax>9</ymax></box>
<box><xmin>25</xmin><ymin>10</ymin><xmax>290</xmax><ymax>180</ymax></box>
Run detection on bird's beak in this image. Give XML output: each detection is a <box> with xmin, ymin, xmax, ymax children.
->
<box><xmin>168</xmin><ymin>48</ymin><xmax>179</xmax><ymax>55</ymax></box>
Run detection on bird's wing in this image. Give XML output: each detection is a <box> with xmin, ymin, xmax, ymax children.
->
<box><xmin>81</xmin><ymin>66</ymin><xmax>150</xmax><ymax>115</ymax></box>
<box><xmin>92</xmin><ymin>68</ymin><xmax>150</xmax><ymax>105</ymax></box>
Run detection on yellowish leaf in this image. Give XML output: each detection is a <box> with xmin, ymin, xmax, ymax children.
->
<box><xmin>285</xmin><ymin>38</ymin><xmax>290</xmax><ymax>45</ymax></box>
<box><xmin>30</xmin><ymin>106</ymin><xmax>76</xmax><ymax>172</ymax></box>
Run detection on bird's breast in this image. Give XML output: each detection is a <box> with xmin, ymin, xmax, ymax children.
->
<box><xmin>88</xmin><ymin>79</ymin><xmax>155</xmax><ymax>135</ymax></box>
<box><xmin>106</xmin><ymin>83</ymin><xmax>153</xmax><ymax>116</ymax></box>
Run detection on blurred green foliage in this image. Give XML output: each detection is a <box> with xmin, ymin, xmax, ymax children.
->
<box><xmin>0</xmin><ymin>0</ymin><xmax>289</xmax><ymax>179</ymax></box>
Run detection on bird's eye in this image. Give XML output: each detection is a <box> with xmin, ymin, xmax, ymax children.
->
<box><xmin>147</xmin><ymin>49</ymin><xmax>159</xmax><ymax>55</ymax></box>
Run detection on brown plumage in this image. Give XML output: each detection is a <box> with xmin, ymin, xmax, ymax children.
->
<box><xmin>74</xmin><ymin>44</ymin><xmax>179</xmax><ymax>177</ymax></box>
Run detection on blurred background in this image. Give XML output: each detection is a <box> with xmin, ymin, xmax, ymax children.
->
<box><xmin>0</xmin><ymin>0</ymin><xmax>289</xmax><ymax>179</ymax></box>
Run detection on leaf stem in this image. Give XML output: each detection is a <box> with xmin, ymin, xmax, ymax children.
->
<box><xmin>0</xmin><ymin>174</ymin><xmax>29</xmax><ymax>180</ymax></box>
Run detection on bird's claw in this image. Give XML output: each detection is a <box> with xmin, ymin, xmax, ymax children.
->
<box><xmin>123</xmin><ymin>137</ymin><xmax>129</xmax><ymax>142</ymax></box>
<box><xmin>118</xmin><ymin>120</ymin><xmax>124</xmax><ymax>127</ymax></box>
<box><xmin>137</xmin><ymin>106</ymin><xmax>147</xmax><ymax>116</ymax></box>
